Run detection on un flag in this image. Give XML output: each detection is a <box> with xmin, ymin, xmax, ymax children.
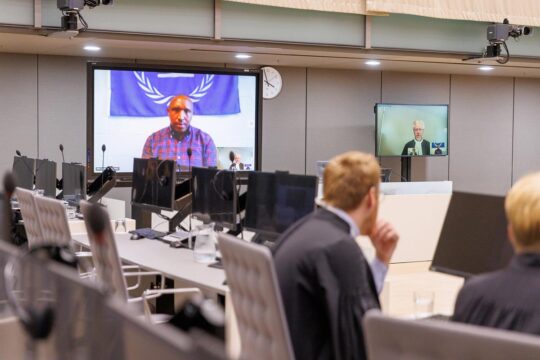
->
<box><xmin>110</xmin><ymin>71</ymin><xmax>241</xmax><ymax>117</ymax></box>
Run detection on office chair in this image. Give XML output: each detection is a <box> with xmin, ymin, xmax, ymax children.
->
<box><xmin>363</xmin><ymin>310</ymin><xmax>540</xmax><ymax>360</ymax></box>
<box><xmin>15</xmin><ymin>187</ymin><xmax>44</xmax><ymax>249</ymax></box>
<box><xmin>218</xmin><ymin>233</ymin><xmax>295</xmax><ymax>360</ymax></box>
<box><xmin>79</xmin><ymin>200</ymin><xmax>200</xmax><ymax>323</ymax></box>
<box><xmin>33</xmin><ymin>195</ymin><xmax>72</xmax><ymax>247</ymax></box>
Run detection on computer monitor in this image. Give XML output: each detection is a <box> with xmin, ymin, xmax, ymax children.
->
<box><xmin>430</xmin><ymin>191</ymin><xmax>514</xmax><ymax>278</ymax></box>
<box><xmin>12</xmin><ymin>156</ymin><xmax>35</xmax><ymax>190</ymax></box>
<box><xmin>244</xmin><ymin>171</ymin><xmax>318</xmax><ymax>236</ymax></box>
<box><xmin>34</xmin><ymin>159</ymin><xmax>57</xmax><ymax>197</ymax></box>
<box><xmin>131</xmin><ymin>158</ymin><xmax>177</xmax><ymax>212</ymax></box>
<box><xmin>191</xmin><ymin>167</ymin><xmax>237</xmax><ymax>230</ymax></box>
<box><xmin>62</xmin><ymin>163</ymin><xmax>87</xmax><ymax>201</ymax></box>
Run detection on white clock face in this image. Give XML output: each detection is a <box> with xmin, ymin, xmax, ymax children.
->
<box><xmin>262</xmin><ymin>66</ymin><xmax>282</xmax><ymax>99</ymax></box>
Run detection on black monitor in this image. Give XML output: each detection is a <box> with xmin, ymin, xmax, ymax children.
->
<box><xmin>34</xmin><ymin>159</ymin><xmax>57</xmax><ymax>197</ymax></box>
<box><xmin>62</xmin><ymin>163</ymin><xmax>87</xmax><ymax>201</ymax></box>
<box><xmin>131</xmin><ymin>158</ymin><xmax>177</xmax><ymax>212</ymax></box>
<box><xmin>244</xmin><ymin>171</ymin><xmax>318</xmax><ymax>236</ymax></box>
<box><xmin>191</xmin><ymin>167</ymin><xmax>237</xmax><ymax>230</ymax></box>
<box><xmin>430</xmin><ymin>191</ymin><xmax>514</xmax><ymax>278</ymax></box>
<box><xmin>12</xmin><ymin>156</ymin><xmax>34</xmax><ymax>190</ymax></box>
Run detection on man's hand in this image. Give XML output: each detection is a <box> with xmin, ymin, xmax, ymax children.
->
<box><xmin>369</xmin><ymin>219</ymin><xmax>399</xmax><ymax>265</ymax></box>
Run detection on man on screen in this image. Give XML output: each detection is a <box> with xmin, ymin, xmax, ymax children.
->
<box><xmin>141</xmin><ymin>95</ymin><xmax>217</xmax><ymax>168</ymax></box>
<box><xmin>401</xmin><ymin>120</ymin><xmax>431</xmax><ymax>156</ymax></box>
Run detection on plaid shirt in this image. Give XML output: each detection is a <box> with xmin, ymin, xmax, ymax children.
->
<box><xmin>142</xmin><ymin>126</ymin><xmax>217</xmax><ymax>169</ymax></box>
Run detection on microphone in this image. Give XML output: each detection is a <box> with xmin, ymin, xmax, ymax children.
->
<box><xmin>15</xmin><ymin>150</ymin><xmax>21</xmax><ymax>157</ymax></box>
<box><xmin>59</xmin><ymin>144</ymin><xmax>65</xmax><ymax>163</ymax></box>
<box><xmin>187</xmin><ymin>147</ymin><xmax>192</xmax><ymax>172</ymax></box>
<box><xmin>100</xmin><ymin>145</ymin><xmax>107</xmax><ymax>204</ymax></box>
<box><xmin>186</xmin><ymin>147</ymin><xmax>193</xmax><ymax>240</ymax></box>
<box><xmin>101</xmin><ymin>144</ymin><xmax>106</xmax><ymax>171</ymax></box>
<box><xmin>229</xmin><ymin>151</ymin><xmax>236</xmax><ymax>171</ymax></box>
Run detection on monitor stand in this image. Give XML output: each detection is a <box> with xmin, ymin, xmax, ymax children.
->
<box><xmin>401</xmin><ymin>157</ymin><xmax>412</xmax><ymax>182</ymax></box>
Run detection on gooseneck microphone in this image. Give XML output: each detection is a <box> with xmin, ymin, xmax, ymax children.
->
<box><xmin>187</xmin><ymin>147</ymin><xmax>192</xmax><ymax>172</ymax></box>
<box><xmin>15</xmin><ymin>150</ymin><xmax>22</xmax><ymax>157</ymax></box>
<box><xmin>229</xmin><ymin>151</ymin><xmax>236</xmax><ymax>170</ymax></box>
<box><xmin>187</xmin><ymin>147</ymin><xmax>193</xmax><ymax>238</ymax></box>
<box><xmin>59</xmin><ymin>144</ymin><xmax>65</xmax><ymax>163</ymax></box>
<box><xmin>101</xmin><ymin>144</ymin><xmax>106</xmax><ymax>171</ymax></box>
<box><xmin>100</xmin><ymin>145</ymin><xmax>107</xmax><ymax>204</ymax></box>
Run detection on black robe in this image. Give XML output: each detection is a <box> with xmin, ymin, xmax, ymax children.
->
<box><xmin>452</xmin><ymin>253</ymin><xmax>540</xmax><ymax>334</ymax></box>
<box><xmin>273</xmin><ymin>208</ymin><xmax>380</xmax><ymax>360</ymax></box>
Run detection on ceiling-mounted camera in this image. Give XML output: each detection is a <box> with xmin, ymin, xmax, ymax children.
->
<box><xmin>463</xmin><ymin>18</ymin><xmax>533</xmax><ymax>64</ymax></box>
<box><xmin>56</xmin><ymin>0</ymin><xmax>113</xmax><ymax>33</ymax></box>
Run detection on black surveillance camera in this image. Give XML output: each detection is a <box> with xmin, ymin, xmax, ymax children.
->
<box><xmin>102</xmin><ymin>0</ymin><xmax>113</xmax><ymax>4</ymax></box>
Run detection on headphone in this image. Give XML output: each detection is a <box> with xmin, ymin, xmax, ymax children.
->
<box><xmin>211</xmin><ymin>170</ymin><xmax>234</xmax><ymax>201</ymax></box>
<box><xmin>3</xmin><ymin>245</ymin><xmax>78</xmax><ymax>340</ymax></box>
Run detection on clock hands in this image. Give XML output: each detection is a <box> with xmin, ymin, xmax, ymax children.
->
<box><xmin>263</xmin><ymin>70</ymin><xmax>275</xmax><ymax>88</ymax></box>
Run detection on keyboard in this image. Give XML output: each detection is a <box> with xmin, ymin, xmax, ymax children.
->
<box><xmin>419</xmin><ymin>313</ymin><xmax>451</xmax><ymax>321</ymax></box>
<box><xmin>132</xmin><ymin>228</ymin><xmax>167</xmax><ymax>240</ymax></box>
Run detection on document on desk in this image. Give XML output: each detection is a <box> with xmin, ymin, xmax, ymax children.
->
<box><xmin>162</xmin><ymin>230</ymin><xmax>193</xmax><ymax>243</ymax></box>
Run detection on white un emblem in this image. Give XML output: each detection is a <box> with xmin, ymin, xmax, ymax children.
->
<box><xmin>133</xmin><ymin>71</ymin><xmax>214</xmax><ymax>105</ymax></box>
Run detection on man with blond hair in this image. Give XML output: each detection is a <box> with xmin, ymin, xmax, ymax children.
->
<box><xmin>453</xmin><ymin>172</ymin><xmax>540</xmax><ymax>334</ymax></box>
<box><xmin>273</xmin><ymin>151</ymin><xmax>399</xmax><ymax>360</ymax></box>
<box><xmin>402</xmin><ymin>120</ymin><xmax>430</xmax><ymax>156</ymax></box>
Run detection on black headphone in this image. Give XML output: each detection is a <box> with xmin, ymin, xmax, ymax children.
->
<box><xmin>3</xmin><ymin>245</ymin><xmax>78</xmax><ymax>340</ymax></box>
<box><xmin>211</xmin><ymin>170</ymin><xmax>234</xmax><ymax>201</ymax></box>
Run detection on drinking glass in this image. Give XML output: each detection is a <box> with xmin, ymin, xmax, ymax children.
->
<box><xmin>413</xmin><ymin>290</ymin><xmax>435</xmax><ymax>319</ymax></box>
<box><xmin>193</xmin><ymin>223</ymin><xmax>217</xmax><ymax>264</ymax></box>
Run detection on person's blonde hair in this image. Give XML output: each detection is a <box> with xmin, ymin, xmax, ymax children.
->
<box><xmin>323</xmin><ymin>151</ymin><xmax>380</xmax><ymax>211</ymax></box>
<box><xmin>505</xmin><ymin>172</ymin><xmax>540</xmax><ymax>247</ymax></box>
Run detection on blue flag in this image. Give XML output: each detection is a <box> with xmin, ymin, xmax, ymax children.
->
<box><xmin>110</xmin><ymin>70</ymin><xmax>241</xmax><ymax>116</ymax></box>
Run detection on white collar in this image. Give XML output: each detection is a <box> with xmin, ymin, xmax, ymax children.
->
<box><xmin>316</xmin><ymin>199</ymin><xmax>360</xmax><ymax>237</ymax></box>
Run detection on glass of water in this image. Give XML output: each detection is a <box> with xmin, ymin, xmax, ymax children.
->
<box><xmin>413</xmin><ymin>290</ymin><xmax>435</xmax><ymax>319</ymax></box>
<box><xmin>114</xmin><ymin>219</ymin><xmax>127</xmax><ymax>233</ymax></box>
<box><xmin>193</xmin><ymin>223</ymin><xmax>217</xmax><ymax>264</ymax></box>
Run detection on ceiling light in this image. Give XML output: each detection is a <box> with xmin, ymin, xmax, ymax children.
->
<box><xmin>84</xmin><ymin>45</ymin><xmax>101</xmax><ymax>52</ymax></box>
<box><xmin>235</xmin><ymin>54</ymin><xmax>252</xmax><ymax>59</ymax></box>
<box><xmin>479</xmin><ymin>66</ymin><xmax>494</xmax><ymax>71</ymax></box>
<box><xmin>365</xmin><ymin>60</ymin><xmax>381</xmax><ymax>66</ymax></box>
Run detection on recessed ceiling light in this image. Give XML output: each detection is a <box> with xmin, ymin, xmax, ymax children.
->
<box><xmin>235</xmin><ymin>54</ymin><xmax>252</xmax><ymax>59</ymax></box>
<box><xmin>84</xmin><ymin>45</ymin><xmax>101</xmax><ymax>52</ymax></box>
<box><xmin>365</xmin><ymin>60</ymin><xmax>381</xmax><ymax>66</ymax></box>
<box><xmin>479</xmin><ymin>66</ymin><xmax>494</xmax><ymax>71</ymax></box>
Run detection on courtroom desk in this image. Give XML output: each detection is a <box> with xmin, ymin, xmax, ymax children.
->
<box><xmin>71</xmin><ymin>232</ymin><xmax>241</xmax><ymax>357</ymax></box>
<box><xmin>381</xmin><ymin>261</ymin><xmax>464</xmax><ymax>317</ymax></box>
<box><xmin>69</xmin><ymin>218</ymin><xmax>136</xmax><ymax>236</ymax></box>
<box><xmin>72</xmin><ymin>233</ymin><xmax>227</xmax><ymax>295</ymax></box>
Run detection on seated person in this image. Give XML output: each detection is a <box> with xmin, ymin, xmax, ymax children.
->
<box><xmin>273</xmin><ymin>151</ymin><xmax>399</xmax><ymax>360</ymax></box>
<box><xmin>142</xmin><ymin>95</ymin><xmax>217</xmax><ymax>169</ymax></box>
<box><xmin>453</xmin><ymin>172</ymin><xmax>540</xmax><ymax>334</ymax></box>
<box><xmin>402</xmin><ymin>120</ymin><xmax>430</xmax><ymax>156</ymax></box>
